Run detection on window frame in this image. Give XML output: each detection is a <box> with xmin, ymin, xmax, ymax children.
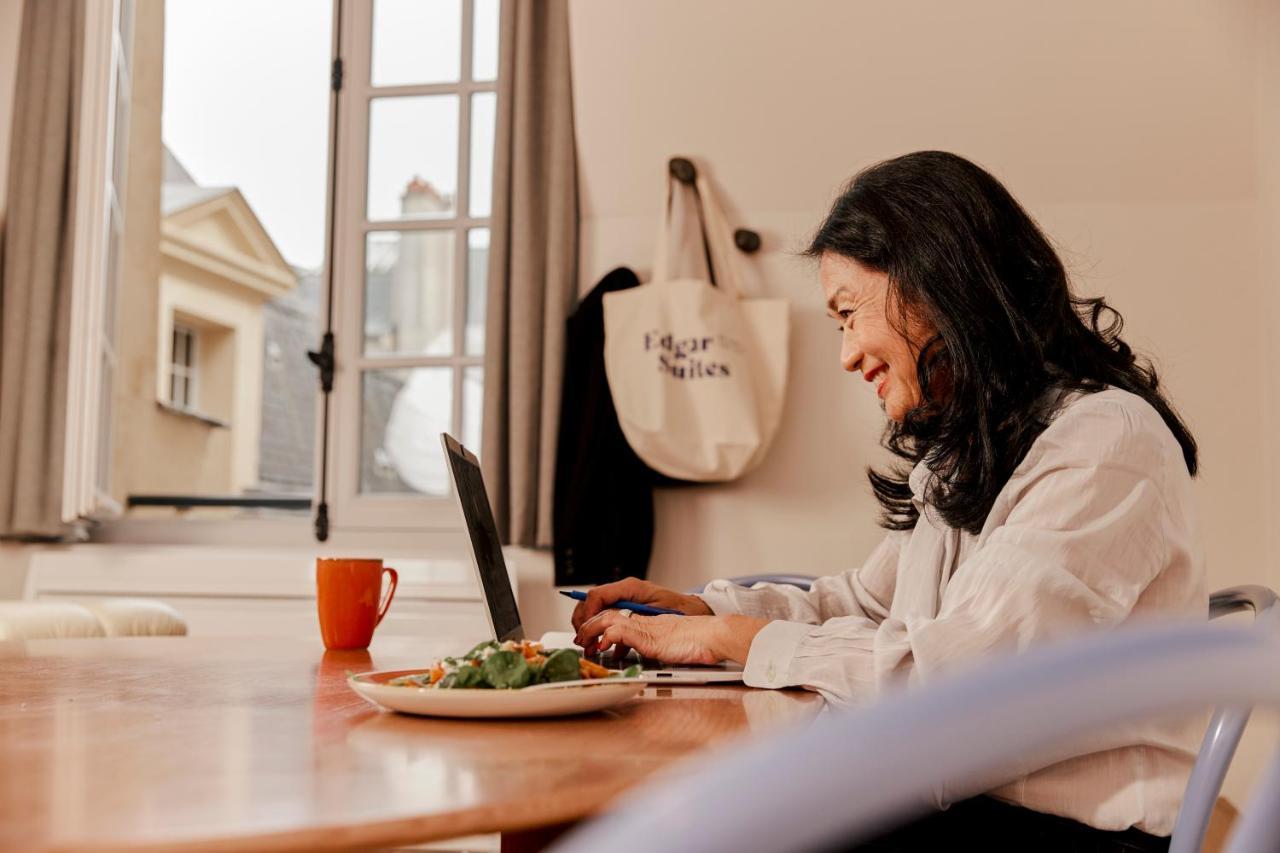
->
<box><xmin>326</xmin><ymin>0</ymin><xmax>496</xmax><ymax>532</ymax></box>
<box><xmin>73</xmin><ymin>0</ymin><xmax>502</xmax><ymax>544</ymax></box>
<box><xmin>65</xmin><ymin>0</ymin><xmax>131</xmax><ymax>523</ymax></box>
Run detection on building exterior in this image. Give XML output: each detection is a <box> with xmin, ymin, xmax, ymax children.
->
<box><xmin>112</xmin><ymin>142</ymin><xmax>300</xmax><ymax>504</ymax></box>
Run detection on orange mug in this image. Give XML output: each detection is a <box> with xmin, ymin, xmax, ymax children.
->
<box><xmin>316</xmin><ymin>558</ymin><xmax>399</xmax><ymax>650</ymax></box>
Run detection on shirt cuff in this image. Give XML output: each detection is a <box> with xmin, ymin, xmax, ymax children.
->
<box><xmin>695</xmin><ymin>581</ymin><xmax>741</xmax><ymax>616</ymax></box>
<box><xmin>742</xmin><ymin>619</ymin><xmax>813</xmax><ymax>689</ymax></box>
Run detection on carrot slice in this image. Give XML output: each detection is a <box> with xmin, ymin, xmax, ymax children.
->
<box><xmin>579</xmin><ymin>658</ymin><xmax>612</xmax><ymax>679</ymax></box>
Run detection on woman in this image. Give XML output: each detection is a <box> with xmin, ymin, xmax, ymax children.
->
<box><xmin>573</xmin><ymin>151</ymin><xmax>1204</xmax><ymax>851</ymax></box>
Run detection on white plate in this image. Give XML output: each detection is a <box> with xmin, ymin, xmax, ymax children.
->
<box><xmin>348</xmin><ymin>669</ymin><xmax>646</xmax><ymax>718</ymax></box>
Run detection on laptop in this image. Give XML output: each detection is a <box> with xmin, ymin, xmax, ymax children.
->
<box><xmin>441</xmin><ymin>433</ymin><xmax>744</xmax><ymax>684</ymax></box>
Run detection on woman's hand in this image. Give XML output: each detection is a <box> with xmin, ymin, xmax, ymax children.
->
<box><xmin>569</xmin><ymin>577</ymin><xmax>713</xmax><ymax>632</ymax></box>
<box><xmin>574</xmin><ymin>611</ymin><xmax>769</xmax><ymax>665</ymax></box>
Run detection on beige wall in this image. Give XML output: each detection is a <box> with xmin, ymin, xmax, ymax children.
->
<box><xmin>0</xmin><ymin>0</ymin><xmax>23</xmax><ymax>226</ymax></box>
<box><xmin>568</xmin><ymin>0</ymin><xmax>1277</xmax><ymax>803</ymax></box>
<box><xmin>1254</xmin><ymin>0</ymin><xmax>1280</xmax><ymax>810</ymax></box>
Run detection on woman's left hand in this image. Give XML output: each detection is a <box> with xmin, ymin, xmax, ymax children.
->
<box><xmin>575</xmin><ymin>611</ymin><xmax>769</xmax><ymax>665</ymax></box>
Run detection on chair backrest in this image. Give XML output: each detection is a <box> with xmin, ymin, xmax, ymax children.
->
<box><xmin>1170</xmin><ymin>585</ymin><xmax>1279</xmax><ymax>853</ymax></box>
<box><xmin>551</xmin><ymin>620</ymin><xmax>1280</xmax><ymax>853</ymax></box>
<box><xmin>691</xmin><ymin>574</ymin><xmax>816</xmax><ymax>593</ymax></box>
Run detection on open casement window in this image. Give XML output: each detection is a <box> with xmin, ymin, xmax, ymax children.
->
<box><xmin>63</xmin><ymin>0</ymin><xmax>500</xmax><ymax>541</ymax></box>
<box><xmin>320</xmin><ymin>0</ymin><xmax>499</xmax><ymax>537</ymax></box>
<box><xmin>64</xmin><ymin>0</ymin><xmax>135</xmax><ymax>522</ymax></box>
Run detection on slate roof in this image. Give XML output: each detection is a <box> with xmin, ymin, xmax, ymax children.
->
<box><xmin>257</xmin><ymin>267</ymin><xmax>322</xmax><ymax>494</ymax></box>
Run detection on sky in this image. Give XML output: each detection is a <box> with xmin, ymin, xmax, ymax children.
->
<box><xmin>162</xmin><ymin>0</ymin><xmax>498</xmax><ymax>271</ymax></box>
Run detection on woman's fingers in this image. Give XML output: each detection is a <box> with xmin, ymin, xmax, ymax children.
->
<box><xmin>583</xmin><ymin>613</ymin><xmax>718</xmax><ymax>664</ymax></box>
<box><xmin>575</xmin><ymin>608</ymin><xmax>625</xmax><ymax>652</ymax></box>
<box><xmin>571</xmin><ymin>578</ymin><xmax>646</xmax><ymax>631</ymax></box>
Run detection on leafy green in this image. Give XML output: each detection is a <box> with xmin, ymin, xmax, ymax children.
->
<box><xmin>621</xmin><ymin>664</ymin><xmax>642</xmax><ymax>678</ymax></box>
<box><xmin>543</xmin><ymin>648</ymin><xmax>580</xmax><ymax>683</ymax></box>
<box><xmin>451</xmin><ymin>665</ymin><xmax>486</xmax><ymax>689</ymax></box>
<box><xmin>482</xmin><ymin>650</ymin><xmax>531</xmax><ymax>688</ymax></box>
<box><xmin>527</xmin><ymin>660</ymin><xmax>546</xmax><ymax>683</ymax></box>
<box><xmin>465</xmin><ymin>640</ymin><xmax>497</xmax><ymax>661</ymax></box>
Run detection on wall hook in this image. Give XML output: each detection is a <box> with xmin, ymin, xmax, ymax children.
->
<box><xmin>669</xmin><ymin>156</ymin><xmax>697</xmax><ymax>185</ymax></box>
<box><xmin>734</xmin><ymin>228</ymin><xmax>762</xmax><ymax>254</ymax></box>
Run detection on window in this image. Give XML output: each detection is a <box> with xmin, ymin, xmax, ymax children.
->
<box><xmin>64</xmin><ymin>0</ymin><xmax>134</xmax><ymax>520</ymax></box>
<box><xmin>64</xmin><ymin>0</ymin><xmax>502</xmax><ymax>537</ymax></box>
<box><xmin>168</xmin><ymin>324</ymin><xmax>197</xmax><ymax>411</ymax></box>
<box><xmin>328</xmin><ymin>0</ymin><xmax>500</xmax><ymax>530</ymax></box>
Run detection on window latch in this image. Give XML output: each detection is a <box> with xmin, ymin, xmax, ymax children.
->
<box><xmin>307</xmin><ymin>332</ymin><xmax>335</xmax><ymax>394</ymax></box>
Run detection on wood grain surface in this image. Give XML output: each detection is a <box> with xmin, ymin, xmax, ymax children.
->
<box><xmin>0</xmin><ymin>636</ymin><xmax>824</xmax><ymax>851</ymax></box>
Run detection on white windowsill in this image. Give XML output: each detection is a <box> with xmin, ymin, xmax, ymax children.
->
<box><xmin>155</xmin><ymin>400</ymin><xmax>230</xmax><ymax>429</ymax></box>
<box><xmin>23</xmin><ymin>544</ymin><xmax>499</xmax><ymax>602</ymax></box>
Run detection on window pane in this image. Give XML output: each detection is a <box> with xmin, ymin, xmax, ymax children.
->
<box><xmin>465</xmin><ymin>228</ymin><xmax>488</xmax><ymax>355</ymax></box>
<box><xmin>97</xmin><ymin>356</ymin><xmax>114</xmax><ymax>493</ymax></box>
<box><xmin>108</xmin><ymin>0</ymin><xmax>331</xmax><ymax>515</ymax></box>
<box><xmin>367</xmin><ymin>95</ymin><xmax>459</xmax><ymax>221</ymax></box>
<box><xmin>371</xmin><ymin>0</ymin><xmax>461</xmax><ymax>87</ymax></box>
<box><xmin>364</xmin><ymin>231</ymin><xmax>455</xmax><ymax>356</ymax></box>
<box><xmin>462</xmin><ymin>366</ymin><xmax>483</xmax><ymax>452</ymax></box>
<box><xmin>111</xmin><ymin>63</ymin><xmax>130</xmax><ymax>195</ymax></box>
<box><xmin>468</xmin><ymin>92</ymin><xmax>496</xmax><ymax>218</ymax></box>
<box><xmin>119</xmin><ymin>0</ymin><xmax>136</xmax><ymax>67</ymax></box>
<box><xmin>104</xmin><ymin>209</ymin><xmax>122</xmax><ymax>342</ymax></box>
<box><xmin>361</xmin><ymin>367</ymin><xmax>453</xmax><ymax>495</ymax></box>
<box><xmin>472</xmin><ymin>0</ymin><xmax>500</xmax><ymax>82</ymax></box>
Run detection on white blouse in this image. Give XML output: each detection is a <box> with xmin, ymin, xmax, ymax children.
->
<box><xmin>698</xmin><ymin>388</ymin><xmax>1206</xmax><ymax>836</ymax></box>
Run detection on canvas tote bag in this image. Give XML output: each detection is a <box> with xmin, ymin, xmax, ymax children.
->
<box><xmin>602</xmin><ymin>172</ymin><xmax>789</xmax><ymax>482</ymax></box>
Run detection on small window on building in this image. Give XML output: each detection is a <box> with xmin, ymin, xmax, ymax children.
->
<box><xmin>170</xmin><ymin>323</ymin><xmax>197</xmax><ymax>410</ymax></box>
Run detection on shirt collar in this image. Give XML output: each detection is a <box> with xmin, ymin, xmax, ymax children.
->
<box><xmin>908</xmin><ymin>459</ymin><xmax>932</xmax><ymax>505</ymax></box>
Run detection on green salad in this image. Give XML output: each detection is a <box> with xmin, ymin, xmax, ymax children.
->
<box><xmin>386</xmin><ymin>639</ymin><xmax>641</xmax><ymax>690</ymax></box>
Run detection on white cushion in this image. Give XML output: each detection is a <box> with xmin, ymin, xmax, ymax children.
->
<box><xmin>0</xmin><ymin>602</ymin><xmax>107</xmax><ymax>640</ymax></box>
<box><xmin>78</xmin><ymin>598</ymin><xmax>188</xmax><ymax>637</ymax></box>
<box><xmin>0</xmin><ymin>599</ymin><xmax>188</xmax><ymax>640</ymax></box>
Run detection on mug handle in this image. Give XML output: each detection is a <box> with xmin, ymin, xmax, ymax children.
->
<box><xmin>375</xmin><ymin>567</ymin><xmax>399</xmax><ymax>628</ymax></box>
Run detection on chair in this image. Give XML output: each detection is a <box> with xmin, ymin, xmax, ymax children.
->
<box><xmin>552</xmin><ymin>613</ymin><xmax>1280</xmax><ymax>853</ymax></box>
<box><xmin>693</xmin><ymin>574</ymin><xmax>817</xmax><ymax>593</ymax></box>
<box><xmin>1171</xmin><ymin>585</ymin><xmax>1278</xmax><ymax>853</ymax></box>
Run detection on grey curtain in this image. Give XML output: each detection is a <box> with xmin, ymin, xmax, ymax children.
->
<box><xmin>0</xmin><ymin>0</ymin><xmax>84</xmax><ymax>539</ymax></box>
<box><xmin>481</xmin><ymin>0</ymin><xmax>579</xmax><ymax>548</ymax></box>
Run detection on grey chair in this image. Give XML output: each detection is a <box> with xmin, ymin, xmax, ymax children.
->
<box><xmin>553</xmin><ymin>603</ymin><xmax>1280</xmax><ymax>853</ymax></box>
<box><xmin>1171</xmin><ymin>585</ymin><xmax>1279</xmax><ymax>853</ymax></box>
<box><xmin>693</xmin><ymin>574</ymin><xmax>817</xmax><ymax>593</ymax></box>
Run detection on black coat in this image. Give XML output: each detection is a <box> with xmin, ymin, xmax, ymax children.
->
<box><xmin>552</xmin><ymin>267</ymin><xmax>654</xmax><ymax>586</ymax></box>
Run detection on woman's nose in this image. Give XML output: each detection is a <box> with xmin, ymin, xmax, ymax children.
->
<box><xmin>840</xmin><ymin>332</ymin><xmax>861</xmax><ymax>373</ymax></box>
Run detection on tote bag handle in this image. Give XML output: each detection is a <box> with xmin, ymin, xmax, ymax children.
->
<box><xmin>652</xmin><ymin>169</ymin><xmax>745</xmax><ymax>299</ymax></box>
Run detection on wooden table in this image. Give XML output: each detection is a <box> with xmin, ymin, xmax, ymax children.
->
<box><xmin>0</xmin><ymin>636</ymin><xmax>824</xmax><ymax>851</ymax></box>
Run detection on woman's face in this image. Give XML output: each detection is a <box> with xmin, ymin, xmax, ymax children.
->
<box><xmin>819</xmin><ymin>253</ymin><xmax>931</xmax><ymax>422</ymax></box>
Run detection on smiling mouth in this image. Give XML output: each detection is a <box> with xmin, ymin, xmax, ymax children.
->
<box><xmin>865</xmin><ymin>366</ymin><xmax>889</xmax><ymax>399</ymax></box>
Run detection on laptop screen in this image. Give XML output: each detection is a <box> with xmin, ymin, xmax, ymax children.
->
<box><xmin>442</xmin><ymin>435</ymin><xmax>524</xmax><ymax>642</ymax></box>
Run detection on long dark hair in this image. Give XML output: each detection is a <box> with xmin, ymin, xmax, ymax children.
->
<box><xmin>806</xmin><ymin>151</ymin><xmax>1197</xmax><ymax>534</ymax></box>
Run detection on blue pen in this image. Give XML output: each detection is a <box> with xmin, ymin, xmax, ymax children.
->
<box><xmin>558</xmin><ymin>589</ymin><xmax>684</xmax><ymax>616</ymax></box>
